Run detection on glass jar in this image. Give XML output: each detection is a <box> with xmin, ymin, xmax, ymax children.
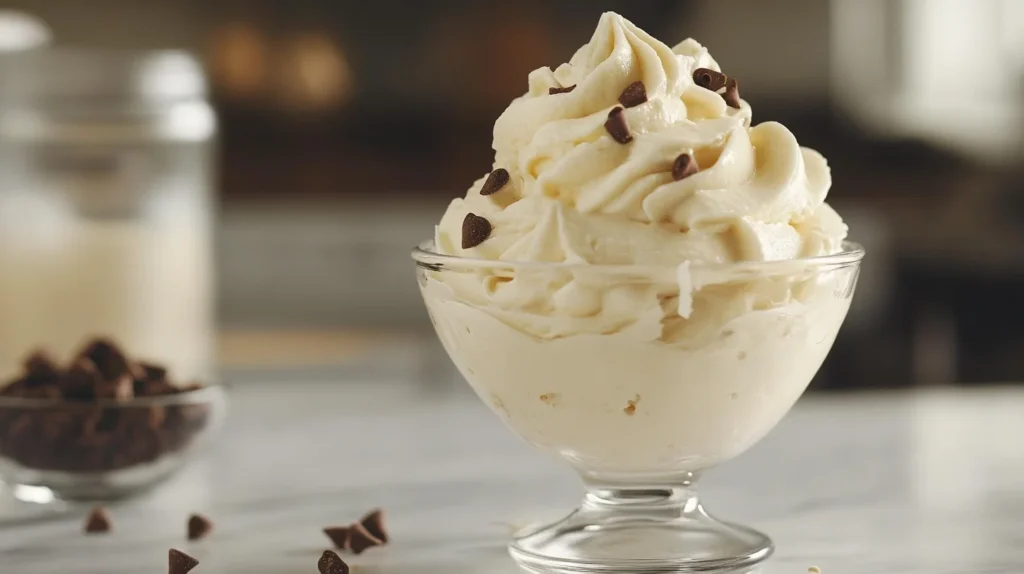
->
<box><xmin>0</xmin><ymin>49</ymin><xmax>216</xmax><ymax>383</ymax></box>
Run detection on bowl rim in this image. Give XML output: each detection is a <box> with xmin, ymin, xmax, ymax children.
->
<box><xmin>0</xmin><ymin>383</ymin><xmax>227</xmax><ymax>409</ymax></box>
<box><xmin>412</xmin><ymin>239</ymin><xmax>865</xmax><ymax>273</ymax></box>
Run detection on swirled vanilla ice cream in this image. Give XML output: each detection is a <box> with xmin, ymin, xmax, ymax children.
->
<box><xmin>421</xmin><ymin>13</ymin><xmax>856</xmax><ymax>476</ymax></box>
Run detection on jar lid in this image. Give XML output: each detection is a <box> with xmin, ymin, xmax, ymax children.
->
<box><xmin>0</xmin><ymin>10</ymin><xmax>51</xmax><ymax>53</ymax></box>
<box><xmin>0</xmin><ymin>48</ymin><xmax>207</xmax><ymax>106</ymax></box>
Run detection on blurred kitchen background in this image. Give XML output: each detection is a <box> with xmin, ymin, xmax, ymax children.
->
<box><xmin>1</xmin><ymin>0</ymin><xmax>1022</xmax><ymax>390</ymax></box>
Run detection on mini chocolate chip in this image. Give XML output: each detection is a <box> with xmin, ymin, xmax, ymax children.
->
<box><xmin>137</xmin><ymin>379</ymin><xmax>178</xmax><ymax>397</ymax></box>
<box><xmin>672</xmin><ymin>154</ymin><xmax>698</xmax><ymax>181</ymax></box>
<box><xmin>604</xmin><ymin>107</ymin><xmax>632</xmax><ymax>144</ymax></box>
<box><xmin>724</xmin><ymin>78</ymin><xmax>741</xmax><ymax>109</ymax></box>
<box><xmin>318</xmin><ymin>550</ymin><xmax>350</xmax><ymax>574</ymax></box>
<box><xmin>548</xmin><ymin>85</ymin><xmax>576</xmax><ymax>95</ymax></box>
<box><xmin>618</xmin><ymin>81</ymin><xmax>647</xmax><ymax>108</ymax></box>
<box><xmin>359</xmin><ymin>508</ymin><xmax>388</xmax><ymax>544</ymax></box>
<box><xmin>323</xmin><ymin>526</ymin><xmax>350</xmax><ymax>549</ymax></box>
<box><xmin>63</xmin><ymin>358</ymin><xmax>102</xmax><ymax>401</ymax></box>
<box><xmin>480</xmin><ymin>168</ymin><xmax>510</xmax><ymax>196</ymax></box>
<box><xmin>177</xmin><ymin>383</ymin><xmax>205</xmax><ymax>394</ymax></box>
<box><xmin>23</xmin><ymin>351</ymin><xmax>59</xmax><ymax>380</ymax></box>
<box><xmin>169</xmin><ymin>549</ymin><xmax>199</xmax><ymax>574</ymax></box>
<box><xmin>84</xmin><ymin>506</ymin><xmax>112</xmax><ymax>533</ymax></box>
<box><xmin>187</xmin><ymin>514</ymin><xmax>213</xmax><ymax>541</ymax></box>
<box><xmin>348</xmin><ymin>522</ymin><xmax>384</xmax><ymax>555</ymax></box>
<box><xmin>78</xmin><ymin>338</ymin><xmax>130</xmax><ymax>382</ymax></box>
<box><xmin>95</xmin><ymin>374</ymin><xmax>134</xmax><ymax>401</ymax></box>
<box><xmin>23</xmin><ymin>385</ymin><xmax>60</xmax><ymax>399</ymax></box>
<box><xmin>461</xmin><ymin>213</ymin><xmax>492</xmax><ymax>249</ymax></box>
<box><xmin>148</xmin><ymin>405</ymin><xmax>167</xmax><ymax>428</ymax></box>
<box><xmin>693</xmin><ymin>67</ymin><xmax>728</xmax><ymax>92</ymax></box>
<box><xmin>1</xmin><ymin>378</ymin><xmax>29</xmax><ymax>397</ymax></box>
<box><xmin>137</xmin><ymin>361</ymin><xmax>168</xmax><ymax>382</ymax></box>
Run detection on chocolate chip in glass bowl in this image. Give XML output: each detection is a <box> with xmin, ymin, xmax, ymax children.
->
<box><xmin>23</xmin><ymin>351</ymin><xmax>60</xmax><ymax>381</ymax></box>
<box><xmin>62</xmin><ymin>358</ymin><xmax>102</xmax><ymax>401</ymax></box>
<box><xmin>137</xmin><ymin>361</ymin><xmax>168</xmax><ymax>382</ymax></box>
<box><xmin>77</xmin><ymin>338</ymin><xmax>131</xmax><ymax>382</ymax></box>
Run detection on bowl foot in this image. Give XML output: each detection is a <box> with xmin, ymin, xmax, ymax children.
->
<box><xmin>509</xmin><ymin>487</ymin><xmax>772</xmax><ymax>573</ymax></box>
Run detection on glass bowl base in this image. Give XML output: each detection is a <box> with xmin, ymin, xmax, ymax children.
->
<box><xmin>509</xmin><ymin>489</ymin><xmax>772</xmax><ymax>573</ymax></box>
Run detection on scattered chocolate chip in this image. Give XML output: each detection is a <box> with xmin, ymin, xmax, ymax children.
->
<box><xmin>548</xmin><ymin>85</ymin><xmax>576</xmax><ymax>95</ymax></box>
<box><xmin>604</xmin><ymin>107</ymin><xmax>632</xmax><ymax>144</ymax></box>
<box><xmin>672</xmin><ymin>154</ymin><xmax>698</xmax><ymax>181</ymax></box>
<box><xmin>359</xmin><ymin>508</ymin><xmax>388</xmax><ymax>544</ymax></box>
<box><xmin>693</xmin><ymin>67</ymin><xmax>729</xmax><ymax>92</ymax></box>
<box><xmin>724</xmin><ymin>78</ymin><xmax>741</xmax><ymax>109</ymax></box>
<box><xmin>348</xmin><ymin>522</ymin><xmax>384</xmax><ymax>555</ymax></box>
<box><xmin>187</xmin><ymin>514</ymin><xmax>213</xmax><ymax>541</ymax></box>
<box><xmin>169</xmin><ymin>549</ymin><xmax>199</xmax><ymax>574</ymax></box>
<box><xmin>623</xmin><ymin>394</ymin><xmax>641</xmax><ymax>416</ymax></box>
<box><xmin>323</xmin><ymin>526</ymin><xmax>350</xmax><ymax>550</ymax></box>
<box><xmin>461</xmin><ymin>213</ymin><xmax>492</xmax><ymax>249</ymax></box>
<box><xmin>618</xmin><ymin>81</ymin><xmax>647</xmax><ymax>108</ymax></box>
<box><xmin>318</xmin><ymin>550</ymin><xmax>350</xmax><ymax>574</ymax></box>
<box><xmin>479</xmin><ymin>168</ymin><xmax>510</xmax><ymax>196</ymax></box>
<box><xmin>84</xmin><ymin>506</ymin><xmax>112</xmax><ymax>533</ymax></box>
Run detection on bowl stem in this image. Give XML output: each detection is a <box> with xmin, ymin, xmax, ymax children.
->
<box><xmin>509</xmin><ymin>473</ymin><xmax>773</xmax><ymax>573</ymax></box>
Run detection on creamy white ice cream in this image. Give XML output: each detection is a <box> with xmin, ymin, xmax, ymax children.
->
<box><xmin>421</xmin><ymin>12</ymin><xmax>859</xmax><ymax>477</ymax></box>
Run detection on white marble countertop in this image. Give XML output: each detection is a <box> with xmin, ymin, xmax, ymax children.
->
<box><xmin>1</xmin><ymin>380</ymin><xmax>1023</xmax><ymax>574</ymax></box>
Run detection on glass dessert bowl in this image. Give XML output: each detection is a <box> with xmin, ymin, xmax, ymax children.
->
<box><xmin>414</xmin><ymin>240</ymin><xmax>863</xmax><ymax>573</ymax></box>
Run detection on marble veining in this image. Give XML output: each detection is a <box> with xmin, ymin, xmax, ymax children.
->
<box><xmin>1</xmin><ymin>380</ymin><xmax>1023</xmax><ymax>574</ymax></box>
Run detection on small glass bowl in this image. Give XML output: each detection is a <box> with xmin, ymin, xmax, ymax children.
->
<box><xmin>0</xmin><ymin>384</ymin><xmax>226</xmax><ymax>501</ymax></box>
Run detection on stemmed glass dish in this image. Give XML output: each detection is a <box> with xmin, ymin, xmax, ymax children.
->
<box><xmin>414</xmin><ymin>240</ymin><xmax>863</xmax><ymax>573</ymax></box>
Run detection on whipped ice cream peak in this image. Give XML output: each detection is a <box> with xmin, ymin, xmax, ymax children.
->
<box><xmin>429</xmin><ymin>12</ymin><xmax>851</xmax><ymax>343</ymax></box>
<box><xmin>435</xmin><ymin>12</ymin><xmax>845</xmax><ymax>268</ymax></box>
